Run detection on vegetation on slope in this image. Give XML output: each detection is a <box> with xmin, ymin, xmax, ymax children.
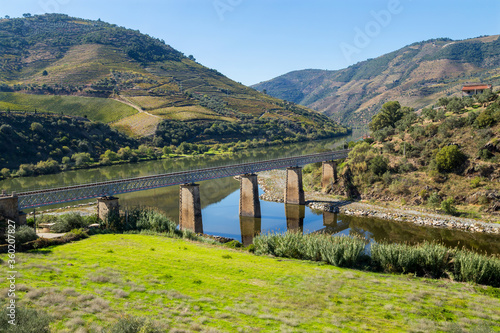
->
<box><xmin>317</xmin><ymin>90</ymin><xmax>500</xmax><ymax>221</ymax></box>
<box><xmin>0</xmin><ymin>13</ymin><xmax>347</xmax><ymax>140</ymax></box>
<box><xmin>253</xmin><ymin>35</ymin><xmax>500</xmax><ymax>126</ymax></box>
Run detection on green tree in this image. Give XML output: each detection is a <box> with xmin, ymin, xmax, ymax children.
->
<box><xmin>71</xmin><ymin>152</ymin><xmax>92</xmax><ymax>167</ymax></box>
<box><xmin>369</xmin><ymin>101</ymin><xmax>408</xmax><ymax>131</ymax></box>
<box><xmin>435</xmin><ymin>145</ymin><xmax>465</xmax><ymax>172</ymax></box>
<box><xmin>30</xmin><ymin>122</ymin><xmax>44</xmax><ymax>133</ymax></box>
<box><xmin>437</xmin><ymin>97</ymin><xmax>449</xmax><ymax>109</ymax></box>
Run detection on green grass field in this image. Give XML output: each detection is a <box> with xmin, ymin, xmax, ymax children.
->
<box><xmin>1</xmin><ymin>234</ymin><xmax>499</xmax><ymax>332</ymax></box>
<box><xmin>0</xmin><ymin>92</ymin><xmax>137</xmax><ymax>123</ymax></box>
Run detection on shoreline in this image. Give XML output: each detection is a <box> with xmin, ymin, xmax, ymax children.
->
<box><xmin>258</xmin><ymin>170</ymin><xmax>500</xmax><ymax>235</ymax></box>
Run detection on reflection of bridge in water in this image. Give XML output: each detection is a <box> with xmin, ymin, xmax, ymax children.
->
<box><xmin>0</xmin><ymin>150</ymin><xmax>350</xmax><ymax>229</ymax></box>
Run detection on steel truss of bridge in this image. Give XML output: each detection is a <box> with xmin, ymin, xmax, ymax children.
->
<box><xmin>17</xmin><ymin>150</ymin><xmax>350</xmax><ymax>210</ymax></box>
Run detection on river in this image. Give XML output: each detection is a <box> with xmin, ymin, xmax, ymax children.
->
<box><xmin>2</xmin><ymin>133</ymin><xmax>499</xmax><ymax>255</ymax></box>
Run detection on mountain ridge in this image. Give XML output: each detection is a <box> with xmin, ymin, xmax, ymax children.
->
<box><xmin>252</xmin><ymin>35</ymin><xmax>500</xmax><ymax>126</ymax></box>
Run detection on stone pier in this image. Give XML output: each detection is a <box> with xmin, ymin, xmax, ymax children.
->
<box><xmin>321</xmin><ymin>161</ymin><xmax>338</xmax><ymax>190</ymax></box>
<box><xmin>179</xmin><ymin>184</ymin><xmax>203</xmax><ymax>234</ymax></box>
<box><xmin>284</xmin><ymin>167</ymin><xmax>305</xmax><ymax>205</ymax></box>
<box><xmin>285</xmin><ymin>204</ymin><xmax>305</xmax><ymax>233</ymax></box>
<box><xmin>0</xmin><ymin>191</ymin><xmax>26</xmax><ymax>225</ymax></box>
<box><xmin>239</xmin><ymin>174</ymin><xmax>261</xmax><ymax>218</ymax></box>
<box><xmin>239</xmin><ymin>216</ymin><xmax>261</xmax><ymax>247</ymax></box>
<box><xmin>97</xmin><ymin>196</ymin><xmax>120</xmax><ymax>221</ymax></box>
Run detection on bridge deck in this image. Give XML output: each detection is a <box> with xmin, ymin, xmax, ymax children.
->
<box><xmin>17</xmin><ymin>150</ymin><xmax>350</xmax><ymax>210</ymax></box>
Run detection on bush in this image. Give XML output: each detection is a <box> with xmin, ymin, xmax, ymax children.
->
<box><xmin>369</xmin><ymin>155</ymin><xmax>389</xmax><ymax>176</ymax></box>
<box><xmin>132</xmin><ymin>209</ymin><xmax>177</xmax><ymax>233</ymax></box>
<box><xmin>441</xmin><ymin>198</ymin><xmax>458</xmax><ymax>216</ymax></box>
<box><xmin>427</xmin><ymin>192</ymin><xmax>442</xmax><ymax>208</ymax></box>
<box><xmin>0</xmin><ymin>306</ymin><xmax>51</xmax><ymax>333</ymax></box>
<box><xmin>51</xmin><ymin>213</ymin><xmax>90</xmax><ymax>233</ymax></box>
<box><xmin>107</xmin><ymin>316</ymin><xmax>161</xmax><ymax>333</ymax></box>
<box><xmin>435</xmin><ymin>145</ymin><xmax>466</xmax><ymax>172</ymax></box>
<box><xmin>371</xmin><ymin>242</ymin><xmax>451</xmax><ymax>278</ymax></box>
<box><xmin>453</xmin><ymin>250</ymin><xmax>500</xmax><ymax>287</ymax></box>
<box><xmin>15</xmin><ymin>225</ymin><xmax>38</xmax><ymax>244</ymax></box>
<box><xmin>254</xmin><ymin>232</ymin><xmax>366</xmax><ymax>268</ymax></box>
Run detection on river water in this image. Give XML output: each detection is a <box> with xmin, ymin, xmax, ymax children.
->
<box><xmin>2</xmin><ymin>133</ymin><xmax>499</xmax><ymax>255</ymax></box>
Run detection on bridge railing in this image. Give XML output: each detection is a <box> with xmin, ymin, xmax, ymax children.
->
<box><xmin>17</xmin><ymin>150</ymin><xmax>350</xmax><ymax>210</ymax></box>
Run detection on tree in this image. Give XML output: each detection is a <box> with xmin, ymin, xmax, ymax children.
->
<box><xmin>42</xmin><ymin>70</ymin><xmax>48</xmax><ymax>76</ymax></box>
<box><xmin>447</xmin><ymin>98</ymin><xmax>464</xmax><ymax>113</ymax></box>
<box><xmin>435</xmin><ymin>145</ymin><xmax>465</xmax><ymax>172</ymax></box>
<box><xmin>22</xmin><ymin>13</ymin><xmax>32</xmax><ymax>17</ymax></box>
<box><xmin>437</xmin><ymin>97</ymin><xmax>449</xmax><ymax>109</ymax></box>
<box><xmin>369</xmin><ymin>101</ymin><xmax>408</xmax><ymax>132</ymax></box>
<box><xmin>71</xmin><ymin>152</ymin><xmax>92</xmax><ymax>167</ymax></box>
<box><xmin>30</xmin><ymin>122</ymin><xmax>44</xmax><ymax>133</ymax></box>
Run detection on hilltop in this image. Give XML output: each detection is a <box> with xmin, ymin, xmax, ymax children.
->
<box><xmin>0</xmin><ymin>14</ymin><xmax>347</xmax><ymax>139</ymax></box>
<box><xmin>252</xmin><ymin>35</ymin><xmax>500</xmax><ymax>126</ymax></box>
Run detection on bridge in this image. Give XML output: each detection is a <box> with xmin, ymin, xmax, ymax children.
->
<box><xmin>0</xmin><ymin>149</ymin><xmax>350</xmax><ymax>233</ymax></box>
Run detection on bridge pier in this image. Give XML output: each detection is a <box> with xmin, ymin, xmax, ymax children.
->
<box><xmin>285</xmin><ymin>204</ymin><xmax>305</xmax><ymax>233</ymax></box>
<box><xmin>179</xmin><ymin>184</ymin><xmax>203</xmax><ymax>234</ymax></box>
<box><xmin>284</xmin><ymin>167</ymin><xmax>305</xmax><ymax>205</ymax></box>
<box><xmin>239</xmin><ymin>216</ymin><xmax>261</xmax><ymax>247</ymax></box>
<box><xmin>0</xmin><ymin>191</ymin><xmax>26</xmax><ymax>225</ymax></box>
<box><xmin>239</xmin><ymin>174</ymin><xmax>261</xmax><ymax>218</ymax></box>
<box><xmin>322</xmin><ymin>161</ymin><xmax>338</xmax><ymax>190</ymax></box>
<box><xmin>97</xmin><ymin>196</ymin><xmax>120</xmax><ymax>221</ymax></box>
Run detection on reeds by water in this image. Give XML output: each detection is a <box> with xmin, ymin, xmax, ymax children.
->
<box><xmin>254</xmin><ymin>232</ymin><xmax>500</xmax><ymax>287</ymax></box>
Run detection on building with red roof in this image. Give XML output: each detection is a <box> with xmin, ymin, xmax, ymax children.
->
<box><xmin>462</xmin><ymin>83</ymin><xmax>492</xmax><ymax>96</ymax></box>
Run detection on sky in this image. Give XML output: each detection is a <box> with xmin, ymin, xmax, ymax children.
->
<box><xmin>1</xmin><ymin>0</ymin><xmax>500</xmax><ymax>86</ymax></box>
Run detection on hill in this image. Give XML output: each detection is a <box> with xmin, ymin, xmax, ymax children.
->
<box><xmin>0</xmin><ymin>14</ymin><xmax>347</xmax><ymax>141</ymax></box>
<box><xmin>252</xmin><ymin>35</ymin><xmax>500</xmax><ymax>126</ymax></box>
<box><xmin>312</xmin><ymin>92</ymin><xmax>500</xmax><ymax>222</ymax></box>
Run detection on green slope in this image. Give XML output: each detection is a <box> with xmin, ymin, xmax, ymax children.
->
<box><xmin>1</xmin><ymin>234</ymin><xmax>498</xmax><ymax>332</ymax></box>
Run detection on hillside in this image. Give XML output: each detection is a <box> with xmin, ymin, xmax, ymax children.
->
<box><xmin>314</xmin><ymin>92</ymin><xmax>500</xmax><ymax>222</ymax></box>
<box><xmin>0</xmin><ymin>14</ymin><xmax>347</xmax><ymax>140</ymax></box>
<box><xmin>252</xmin><ymin>35</ymin><xmax>500</xmax><ymax>126</ymax></box>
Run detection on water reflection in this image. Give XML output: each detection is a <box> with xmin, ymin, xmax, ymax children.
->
<box><xmin>285</xmin><ymin>204</ymin><xmax>305</xmax><ymax>233</ymax></box>
<box><xmin>239</xmin><ymin>216</ymin><xmax>261</xmax><ymax>247</ymax></box>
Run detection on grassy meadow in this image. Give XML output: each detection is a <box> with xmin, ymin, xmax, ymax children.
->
<box><xmin>1</xmin><ymin>234</ymin><xmax>499</xmax><ymax>332</ymax></box>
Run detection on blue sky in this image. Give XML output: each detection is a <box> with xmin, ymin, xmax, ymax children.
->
<box><xmin>2</xmin><ymin>0</ymin><xmax>499</xmax><ymax>85</ymax></box>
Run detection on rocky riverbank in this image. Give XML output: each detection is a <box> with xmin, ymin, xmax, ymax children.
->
<box><xmin>258</xmin><ymin>170</ymin><xmax>500</xmax><ymax>235</ymax></box>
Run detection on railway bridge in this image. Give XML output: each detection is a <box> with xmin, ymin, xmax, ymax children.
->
<box><xmin>0</xmin><ymin>150</ymin><xmax>350</xmax><ymax>233</ymax></box>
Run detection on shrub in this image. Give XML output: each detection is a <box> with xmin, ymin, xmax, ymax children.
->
<box><xmin>0</xmin><ymin>306</ymin><xmax>51</xmax><ymax>333</ymax></box>
<box><xmin>254</xmin><ymin>232</ymin><xmax>366</xmax><ymax>268</ymax></box>
<box><xmin>470</xmin><ymin>177</ymin><xmax>482</xmax><ymax>188</ymax></box>
<box><xmin>453</xmin><ymin>250</ymin><xmax>500</xmax><ymax>287</ymax></box>
<box><xmin>369</xmin><ymin>155</ymin><xmax>389</xmax><ymax>176</ymax></box>
<box><xmin>51</xmin><ymin>213</ymin><xmax>90</xmax><ymax>233</ymax></box>
<box><xmin>435</xmin><ymin>145</ymin><xmax>466</xmax><ymax>172</ymax></box>
<box><xmin>15</xmin><ymin>225</ymin><xmax>38</xmax><ymax>244</ymax></box>
<box><xmin>441</xmin><ymin>198</ymin><xmax>458</xmax><ymax>216</ymax></box>
<box><xmin>371</xmin><ymin>242</ymin><xmax>451</xmax><ymax>278</ymax></box>
<box><xmin>427</xmin><ymin>192</ymin><xmax>442</xmax><ymax>208</ymax></box>
<box><xmin>107</xmin><ymin>316</ymin><xmax>161</xmax><ymax>333</ymax></box>
<box><xmin>134</xmin><ymin>209</ymin><xmax>177</xmax><ymax>233</ymax></box>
